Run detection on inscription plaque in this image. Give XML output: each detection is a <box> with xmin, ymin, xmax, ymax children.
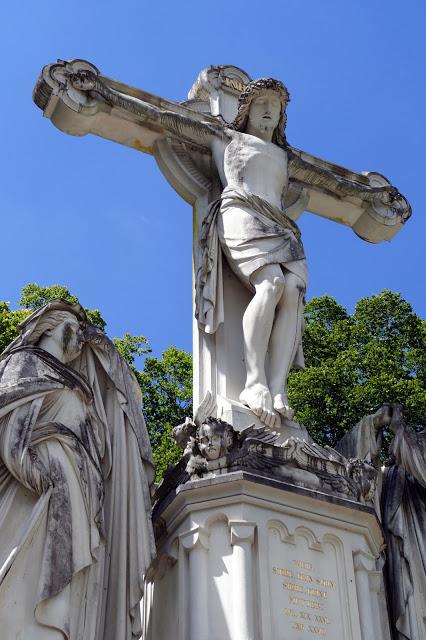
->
<box><xmin>268</xmin><ymin>525</ymin><xmax>346</xmax><ymax>639</ymax></box>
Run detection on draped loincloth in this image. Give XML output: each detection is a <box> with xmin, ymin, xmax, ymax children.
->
<box><xmin>196</xmin><ymin>186</ymin><xmax>307</xmax><ymax>335</ymax></box>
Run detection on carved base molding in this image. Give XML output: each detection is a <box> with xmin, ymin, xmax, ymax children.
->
<box><xmin>143</xmin><ymin>472</ymin><xmax>391</xmax><ymax>640</ymax></box>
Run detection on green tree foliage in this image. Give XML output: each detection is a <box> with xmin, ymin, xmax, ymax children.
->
<box><xmin>136</xmin><ymin>347</ymin><xmax>192</xmax><ymax>480</ymax></box>
<box><xmin>2</xmin><ymin>285</ymin><xmax>425</xmax><ymax>480</ymax></box>
<box><xmin>19</xmin><ymin>283</ymin><xmax>106</xmax><ymax>329</ymax></box>
<box><xmin>0</xmin><ymin>283</ymin><xmax>107</xmax><ymax>352</ymax></box>
<box><xmin>113</xmin><ymin>335</ymin><xmax>191</xmax><ymax>480</ymax></box>
<box><xmin>0</xmin><ymin>302</ymin><xmax>30</xmax><ymax>353</ymax></box>
<box><xmin>19</xmin><ymin>283</ymin><xmax>80</xmax><ymax>310</ymax></box>
<box><xmin>288</xmin><ymin>291</ymin><xmax>426</xmax><ymax>447</ymax></box>
<box><xmin>113</xmin><ymin>332</ymin><xmax>151</xmax><ymax>365</ymax></box>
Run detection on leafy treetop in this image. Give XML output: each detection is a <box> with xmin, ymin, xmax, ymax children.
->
<box><xmin>19</xmin><ymin>283</ymin><xmax>106</xmax><ymax>330</ymax></box>
<box><xmin>288</xmin><ymin>290</ymin><xmax>426</xmax><ymax>448</ymax></box>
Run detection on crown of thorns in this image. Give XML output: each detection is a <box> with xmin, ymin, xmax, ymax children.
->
<box><xmin>239</xmin><ymin>78</ymin><xmax>290</xmax><ymax>107</ymax></box>
<box><xmin>229</xmin><ymin>78</ymin><xmax>290</xmax><ymax>146</ymax></box>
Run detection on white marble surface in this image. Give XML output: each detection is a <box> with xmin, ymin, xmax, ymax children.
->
<box><xmin>143</xmin><ymin>473</ymin><xmax>391</xmax><ymax>640</ymax></box>
<box><xmin>0</xmin><ymin>302</ymin><xmax>155</xmax><ymax>640</ymax></box>
<box><xmin>34</xmin><ymin>60</ymin><xmax>411</xmax><ymax>432</ymax></box>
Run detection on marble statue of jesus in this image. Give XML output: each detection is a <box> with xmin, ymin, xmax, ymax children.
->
<box><xmin>205</xmin><ymin>79</ymin><xmax>307</xmax><ymax>429</ymax></box>
<box><xmin>198</xmin><ymin>78</ymin><xmax>307</xmax><ymax>428</ymax></box>
<box><xmin>39</xmin><ymin>60</ymin><xmax>411</xmax><ymax>428</ymax></box>
<box><xmin>70</xmin><ymin>73</ymin><xmax>309</xmax><ymax>428</ymax></box>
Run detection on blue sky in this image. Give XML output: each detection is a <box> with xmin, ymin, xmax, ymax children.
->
<box><xmin>1</xmin><ymin>1</ymin><xmax>425</xmax><ymax>357</ymax></box>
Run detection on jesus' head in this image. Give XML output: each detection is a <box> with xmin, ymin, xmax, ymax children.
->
<box><xmin>230</xmin><ymin>78</ymin><xmax>290</xmax><ymax>146</ymax></box>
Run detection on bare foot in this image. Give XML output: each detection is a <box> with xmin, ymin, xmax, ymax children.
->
<box><xmin>240</xmin><ymin>384</ymin><xmax>279</xmax><ymax>428</ymax></box>
<box><xmin>273</xmin><ymin>393</ymin><xmax>295</xmax><ymax>421</ymax></box>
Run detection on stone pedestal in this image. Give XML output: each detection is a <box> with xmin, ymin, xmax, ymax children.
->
<box><xmin>142</xmin><ymin>472</ymin><xmax>391</xmax><ymax>640</ymax></box>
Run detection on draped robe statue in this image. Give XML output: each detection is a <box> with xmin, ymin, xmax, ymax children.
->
<box><xmin>0</xmin><ymin>300</ymin><xmax>156</xmax><ymax>640</ymax></box>
<box><xmin>336</xmin><ymin>404</ymin><xmax>426</xmax><ymax>640</ymax></box>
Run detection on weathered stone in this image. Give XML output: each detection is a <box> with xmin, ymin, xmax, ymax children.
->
<box><xmin>33</xmin><ymin>60</ymin><xmax>411</xmax><ymax>431</ymax></box>
<box><xmin>336</xmin><ymin>404</ymin><xmax>426</xmax><ymax>639</ymax></box>
<box><xmin>172</xmin><ymin>415</ymin><xmax>377</xmax><ymax>503</ymax></box>
<box><xmin>147</xmin><ymin>470</ymin><xmax>390</xmax><ymax>640</ymax></box>
<box><xmin>31</xmin><ymin>61</ymin><xmax>415</xmax><ymax>640</ymax></box>
<box><xmin>0</xmin><ymin>301</ymin><xmax>155</xmax><ymax>639</ymax></box>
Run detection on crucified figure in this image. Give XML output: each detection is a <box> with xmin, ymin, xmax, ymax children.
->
<box><xmin>66</xmin><ymin>70</ymin><xmax>401</xmax><ymax>429</ymax></box>
<box><xmin>208</xmin><ymin>79</ymin><xmax>307</xmax><ymax>427</ymax></box>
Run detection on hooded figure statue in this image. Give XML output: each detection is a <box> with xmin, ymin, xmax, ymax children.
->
<box><xmin>0</xmin><ymin>300</ymin><xmax>156</xmax><ymax>640</ymax></box>
<box><xmin>336</xmin><ymin>404</ymin><xmax>426</xmax><ymax>639</ymax></box>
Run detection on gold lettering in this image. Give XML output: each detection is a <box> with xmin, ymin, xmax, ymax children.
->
<box><xmin>289</xmin><ymin>596</ymin><xmax>323</xmax><ymax>610</ymax></box>
<box><xmin>306</xmin><ymin>588</ymin><xmax>327</xmax><ymax>599</ymax></box>
<box><xmin>294</xmin><ymin>560</ymin><xmax>313</xmax><ymax>571</ymax></box>
<box><xmin>283</xmin><ymin>581</ymin><xmax>304</xmax><ymax>593</ymax></box>
<box><xmin>316</xmin><ymin>578</ymin><xmax>336</xmax><ymax>589</ymax></box>
<box><xmin>315</xmin><ymin>615</ymin><xmax>330</xmax><ymax>625</ymax></box>
<box><xmin>284</xmin><ymin>608</ymin><xmax>298</xmax><ymax>618</ymax></box>
<box><xmin>296</xmin><ymin>572</ymin><xmax>314</xmax><ymax>583</ymax></box>
<box><xmin>292</xmin><ymin>622</ymin><xmax>305</xmax><ymax>631</ymax></box>
<box><xmin>300</xmin><ymin>611</ymin><xmax>311</xmax><ymax>620</ymax></box>
<box><xmin>308</xmin><ymin>626</ymin><xmax>326</xmax><ymax>636</ymax></box>
<box><xmin>273</xmin><ymin>566</ymin><xmax>293</xmax><ymax>578</ymax></box>
<box><xmin>223</xmin><ymin>77</ymin><xmax>246</xmax><ymax>93</ymax></box>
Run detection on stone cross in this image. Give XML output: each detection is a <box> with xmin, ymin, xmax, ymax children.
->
<box><xmin>33</xmin><ymin>59</ymin><xmax>411</xmax><ymax>436</ymax></box>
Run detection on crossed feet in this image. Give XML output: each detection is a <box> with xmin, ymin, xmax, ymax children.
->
<box><xmin>239</xmin><ymin>383</ymin><xmax>294</xmax><ymax>428</ymax></box>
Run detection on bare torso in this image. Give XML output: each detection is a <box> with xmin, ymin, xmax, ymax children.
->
<box><xmin>209</xmin><ymin>129</ymin><xmax>299</xmax><ymax>425</ymax></box>
<box><xmin>211</xmin><ymin>131</ymin><xmax>288</xmax><ymax>208</ymax></box>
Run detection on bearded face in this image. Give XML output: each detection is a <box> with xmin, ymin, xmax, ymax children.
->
<box><xmin>247</xmin><ymin>91</ymin><xmax>282</xmax><ymax>136</ymax></box>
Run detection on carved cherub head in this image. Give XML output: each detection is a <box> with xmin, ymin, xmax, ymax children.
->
<box><xmin>197</xmin><ymin>417</ymin><xmax>235</xmax><ymax>461</ymax></box>
<box><xmin>229</xmin><ymin>78</ymin><xmax>290</xmax><ymax>147</ymax></box>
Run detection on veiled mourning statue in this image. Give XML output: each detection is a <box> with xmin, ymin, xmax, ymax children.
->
<box><xmin>0</xmin><ymin>300</ymin><xmax>156</xmax><ymax>639</ymax></box>
<box><xmin>337</xmin><ymin>404</ymin><xmax>426</xmax><ymax>640</ymax></box>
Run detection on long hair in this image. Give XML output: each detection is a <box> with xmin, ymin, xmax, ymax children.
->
<box><xmin>228</xmin><ymin>78</ymin><xmax>290</xmax><ymax>147</ymax></box>
<box><xmin>0</xmin><ymin>300</ymin><xmax>86</xmax><ymax>359</ymax></box>
<box><xmin>27</xmin><ymin>311</ymin><xmax>79</xmax><ymax>345</ymax></box>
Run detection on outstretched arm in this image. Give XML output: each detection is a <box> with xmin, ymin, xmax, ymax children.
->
<box><xmin>287</xmin><ymin>147</ymin><xmax>403</xmax><ymax>206</ymax></box>
<box><xmin>69</xmin><ymin>69</ymin><xmax>227</xmax><ymax>147</ymax></box>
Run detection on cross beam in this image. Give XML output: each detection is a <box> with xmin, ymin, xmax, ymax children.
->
<box><xmin>33</xmin><ymin>59</ymin><xmax>412</xmax><ymax>432</ymax></box>
<box><xmin>34</xmin><ymin>59</ymin><xmax>411</xmax><ymax>241</ymax></box>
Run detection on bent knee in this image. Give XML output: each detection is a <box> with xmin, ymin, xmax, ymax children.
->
<box><xmin>286</xmin><ymin>274</ymin><xmax>305</xmax><ymax>295</ymax></box>
<box><xmin>258</xmin><ymin>275</ymin><xmax>285</xmax><ymax>301</ymax></box>
<box><xmin>276</xmin><ymin>276</ymin><xmax>305</xmax><ymax>306</ymax></box>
